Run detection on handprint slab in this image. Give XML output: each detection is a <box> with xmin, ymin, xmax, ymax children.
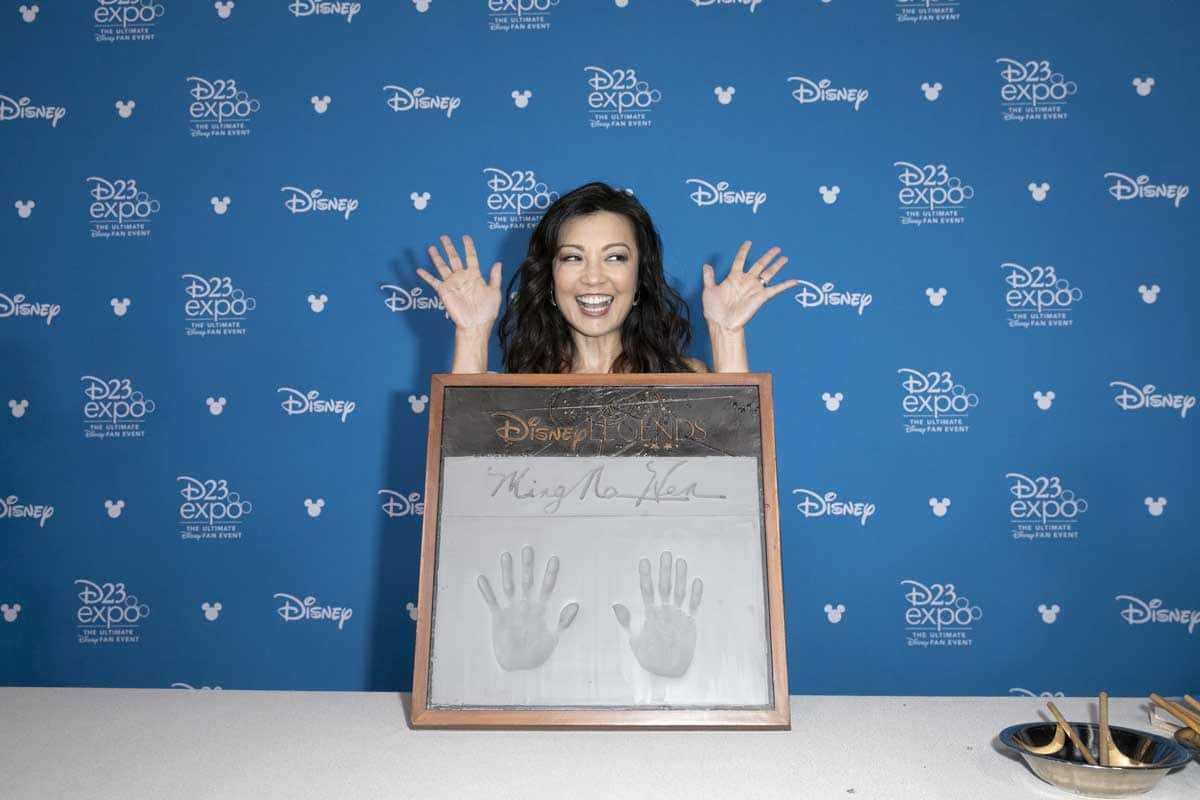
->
<box><xmin>477</xmin><ymin>545</ymin><xmax>579</xmax><ymax>671</ymax></box>
<box><xmin>613</xmin><ymin>551</ymin><xmax>703</xmax><ymax>678</ymax></box>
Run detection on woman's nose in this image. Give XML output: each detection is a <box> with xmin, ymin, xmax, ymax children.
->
<box><xmin>580</xmin><ymin>257</ymin><xmax>605</xmax><ymax>283</ymax></box>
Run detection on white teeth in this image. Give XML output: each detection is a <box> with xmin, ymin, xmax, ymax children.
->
<box><xmin>576</xmin><ymin>295</ymin><xmax>612</xmax><ymax>306</ymax></box>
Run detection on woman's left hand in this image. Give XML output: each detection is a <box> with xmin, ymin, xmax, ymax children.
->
<box><xmin>701</xmin><ymin>241</ymin><xmax>798</xmax><ymax>332</ymax></box>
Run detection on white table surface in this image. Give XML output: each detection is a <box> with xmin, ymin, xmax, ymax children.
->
<box><xmin>1</xmin><ymin>690</ymin><xmax>1195</xmax><ymax>800</ymax></box>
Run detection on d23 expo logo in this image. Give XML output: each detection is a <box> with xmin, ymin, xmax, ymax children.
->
<box><xmin>896</xmin><ymin>0</ymin><xmax>959</xmax><ymax>24</ymax></box>
<box><xmin>182</xmin><ymin>275</ymin><xmax>256</xmax><ymax>337</ymax></box>
<box><xmin>898</xmin><ymin>369</ymin><xmax>978</xmax><ymax>434</ymax></box>
<box><xmin>1002</xmin><ymin>263</ymin><xmax>1081</xmax><ymax>329</ymax></box>
<box><xmin>585</xmin><ymin>67</ymin><xmax>661</xmax><ymax>130</ymax></box>
<box><xmin>894</xmin><ymin>162</ymin><xmax>973</xmax><ymax>226</ymax></box>
<box><xmin>902</xmin><ymin>580</ymin><xmax>980</xmax><ymax>647</ymax></box>
<box><xmin>75</xmin><ymin>579</ymin><xmax>149</xmax><ymax>644</ymax></box>
<box><xmin>177</xmin><ymin>476</ymin><xmax>253</xmax><ymax>541</ymax></box>
<box><xmin>484</xmin><ymin>168</ymin><xmax>559</xmax><ymax>231</ymax></box>
<box><xmin>187</xmin><ymin>77</ymin><xmax>261</xmax><ymax>138</ymax></box>
<box><xmin>94</xmin><ymin>0</ymin><xmax>164</xmax><ymax>43</ymax></box>
<box><xmin>488</xmin><ymin>0</ymin><xmax>557</xmax><ymax>33</ymax></box>
<box><xmin>88</xmin><ymin>177</ymin><xmax>160</xmax><ymax>239</ymax></box>
<box><xmin>996</xmin><ymin>59</ymin><xmax>1076</xmax><ymax>123</ymax></box>
<box><xmin>1006</xmin><ymin>473</ymin><xmax>1087</xmax><ymax>542</ymax></box>
<box><xmin>81</xmin><ymin>376</ymin><xmax>157</xmax><ymax>439</ymax></box>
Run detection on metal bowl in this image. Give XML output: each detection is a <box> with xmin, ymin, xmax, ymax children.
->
<box><xmin>1177</xmin><ymin>727</ymin><xmax>1200</xmax><ymax>758</ymax></box>
<box><xmin>1000</xmin><ymin>722</ymin><xmax>1192</xmax><ymax>798</ymax></box>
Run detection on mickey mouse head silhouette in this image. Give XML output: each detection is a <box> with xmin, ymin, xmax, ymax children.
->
<box><xmin>307</xmin><ymin>293</ymin><xmax>329</xmax><ymax>313</ymax></box>
<box><xmin>310</xmin><ymin>95</ymin><xmax>331</xmax><ymax>114</ymax></box>
<box><xmin>0</xmin><ymin>603</ymin><xmax>20</xmax><ymax>622</ymax></box>
<box><xmin>8</xmin><ymin>399</ymin><xmax>29</xmax><ymax>418</ymax></box>
<box><xmin>110</xmin><ymin>297</ymin><xmax>132</xmax><ymax>317</ymax></box>
<box><xmin>924</xmin><ymin>287</ymin><xmax>947</xmax><ymax>307</ymax></box>
<box><xmin>1037</xmin><ymin>603</ymin><xmax>1060</xmax><ymax>624</ymax></box>
<box><xmin>304</xmin><ymin>498</ymin><xmax>325</xmax><ymax>518</ymax></box>
<box><xmin>104</xmin><ymin>499</ymin><xmax>126</xmax><ymax>519</ymax></box>
<box><xmin>1027</xmin><ymin>182</ymin><xmax>1050</xmax><ymax>202</ymax></box>
<box><xmin>511</xmin><ymin>90</ymin><xmax>532</xmax><ymax>109</ymax></box>
<box><xmin>405</xmin><ymin>602</ymin><xmax>418</xmax><ymax>620</ymax></box>
<box><xmin>1032</xmin><ymin>390</ymin><xmax>1055</xmax><ymax>411</ymax></box>
<box><xmin>823</xmin><ymin>603</ymin><xmax>846</xmax><ymax>624</ymax></box>
<box><xmin>205</xmin><ymin>396</ymin><xmax>227</xmax><ymax>416</ymax></box>
<box><xmin>928</xmin><ymin>497</ymin><xmax>951</xmax><ymax>517</ymax></box>
<box><xmin>818</xmin><ymin>185</ymin><xmax>840</xmax><ymax>205</ymax></box>
<box><xmin>201</xmin><ymin>602</ymin><xmax>223</xmax><ymax>621</ymax></box>
<box><xmin>821</xmin><ymin>392</ymin><xmax>843</xmax><ymax>412</ymax></box>
<box><xmin>408</xmin><ymin>394</ymin><xmax>429</xmax><ymax>413</ymax></box>
<box><xmin>614</xmin><ymin>0</ymin><xmax>629</xmax><ymax>7</ymax></box>
<box><xmin>1131</xmin><ymin>77</ymin><xmax>1155</xmax><ymax>97</ymax></box>
<box><xmin>410</xmin><ymin>191</ymin><xmax>431</xmax><ymax>210</ymax></box>
<box><xmin>1144</xmin><ymin>496</ymin><xmax>1167</xmax><ymax>517</ymax></box>
<box><xmin>713</xmin><ymin>86</ymin><xmax>736</xmax><ymax>105</ymax></box>
<box><xmin>920</xmin><ymin>81</ymin><xmax>943</xmax><ymax>101</ymax></box>
<box><xmin>210</xmin><ymin>196</ymin><xmax>231</xmax><ymax>215</ymax></box>
<box><xmin>114</xmin><ymin>100</ymin><xmax>136</xmax><ymax>119</ymax></box>
<box><xmin>14</xmin><ymin>200</ymin><xmax>35</xmax><ymax>219</ymax></box>
<box><xmin>413</xmin><ymin>0</ymin><xmax>432</xmax><ymax>10</ymax></box>
<box><xmin>214</xmin><ymin>1</ymin><xmax>235</xmax><ymax>19</ymax></box>
<box><xmin>1137</xmin><ymin>284</ymin><xmax>1161</xmax><ymax>304</ymax></box>
<box><xmin>18</xmin><ymin>5</ymin><xmax>39</xmax><ymax>23</ymax></box>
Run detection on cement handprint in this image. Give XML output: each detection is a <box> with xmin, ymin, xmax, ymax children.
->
<box><xmin>612</xmin><ymin>551</ymin><xmax>703</xmax><ymax>678</ymax></box>
<box><xmin>477</xmin><ymin>545</ymin><xmax>579</xmax><ymax>671</ymax></box>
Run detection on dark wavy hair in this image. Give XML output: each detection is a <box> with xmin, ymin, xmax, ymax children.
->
<box><xmin>498</xmin><ymin>182</ymin><xmax>696</xmax><ymax>374</ymax></box>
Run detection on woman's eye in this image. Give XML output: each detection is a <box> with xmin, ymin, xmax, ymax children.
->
<box><xmin>606</xmin><ymin>254</ymin><xmax>628</xmax><ymax>262</ymax></box>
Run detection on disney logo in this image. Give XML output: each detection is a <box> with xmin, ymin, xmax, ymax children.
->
<box><xmin>0</xmin><ymin>293</ymin><xmax>61</xmax><ymax>325</ymax></box>
<box><xmin>1104</xmin><ymin>173</ymin><xmax>1189</xmax><ymax>207</ymax></box>
<box><xmin>273</xmin><ymin>593</ymin><xmax>354</xmax><ymax>629</ymax></box>
<box><xmin>0</xmin><ymin>95</ymin><xmax>66</xmax><ymax>127</ymax></box>
<box><xmin>1110</xmin><ymin>381</ymin><xmax>1195</xmax><ymax>418</ymax></box>
<box><xmin>792</xmin><ymin>489</ymin><xmax>876</xmax><ymax>526</ymax></box>
<box><xmin>380</xmin><ymin>285</ymin><xmax>447</xmax><ymax>315</ymax></box>
<box><xmin>1116</xmin><ymin>595</ymin><xmax>1199</xmax><ymax>634</ymax></box>
<box><xmin>686</xmin><ymin>179</ymin><xmax>766</xmax><ymax>214</ymax></box>
<box><xmin>280</xmin><ymin>187</ymin><xmax>359</xmax><ymax>220</ymax></box>
<box><xmin>793</xmin><ymin>280</ymin><xmax>872</xmax><ymax>315</ymax></box>
<box><xmin>288</xmin><ymin>0</ymin><xmax>360</xmax><ymax>22</ymax></box>
<box><xmin>0</xmin><ymin>495</ymin><xmax>55</xmax><ymax>527</ymax></box>
<box><xmin>693</xmin><ymin>0</ymin><xmax>762</xmax><ymax>11</ymax></box>
<box><xmin>277</xmin><ymin>387</ymin><xmax>357</xmax><ymax>422</ymax></box>
<box><xmin>382</xmin><ymin>85</ymin><xmax>461</xmax><ymax>118</ymax></box>
<box><xmin>787</xmin><ymin>77</ymin><xmax>869</xmax><ymax>110</ymax></box>
<box><xmin>378</xmin><ymin>490</ymin><xmax>423</xmax><ymax>518</ymax></box>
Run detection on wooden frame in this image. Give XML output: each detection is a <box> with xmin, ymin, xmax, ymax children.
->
<box><xmin>410</xmin><ymin>373</ymin><xmax>789</xmax><ymax>729</ymax></box>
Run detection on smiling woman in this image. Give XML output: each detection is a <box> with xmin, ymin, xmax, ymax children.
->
<box><xmin>415</xmin><ymin>182</ymin><xmax>798</xmax><ymax>374</ymax></box>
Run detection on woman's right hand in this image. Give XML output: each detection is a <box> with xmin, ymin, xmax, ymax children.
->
<box><xmin>416</xmin><ymin>235</ymin><xmax>503</xmax><ymax>332</ymax></box>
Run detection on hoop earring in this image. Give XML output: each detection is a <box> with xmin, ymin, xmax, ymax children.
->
<box><xmin>549</xmin><ymin>293</ymin><xmax>556</xmax><ymax>307</ymax></box>
<box><xmin>632</xmin><ymin>291</ymin><xmax>640</xmax><ymax>306</ymax></box>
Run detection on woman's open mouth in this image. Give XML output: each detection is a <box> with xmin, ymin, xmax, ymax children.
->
<box><xmin>575</xmin><ymin>294</ymin><xmax>614</xmax><ymax>317</ymax></box>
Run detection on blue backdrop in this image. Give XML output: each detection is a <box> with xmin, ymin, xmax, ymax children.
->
<box><xmin>1</xmin><ymin>0</ymin><xmax>1196</xmax><ymax>697</ymax></box>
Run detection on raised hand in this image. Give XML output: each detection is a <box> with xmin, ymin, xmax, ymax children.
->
<box><xmin>612</xmin><ymin>551</ymin><xmax>703</xmax><ymax>678</ymax></box>
<box><xmin>416</xmin><ymin>235</ymin><xmax>503</xmax><ymax>332</ymax></box>
<box><xmin>477</xmin><ymin>545</ymin><xmax>579</xmax><ymax>672</ymax></box>
<box><xmin>701</xmin><ymin>241</ymin><xmax>798</xmax><ymax>332</ymax></box>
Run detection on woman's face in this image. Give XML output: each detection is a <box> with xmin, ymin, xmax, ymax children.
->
<box><xmin>551</xmin><ymin>211</ymin><xmax>639</xmax><ymax>339</ymax></box>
